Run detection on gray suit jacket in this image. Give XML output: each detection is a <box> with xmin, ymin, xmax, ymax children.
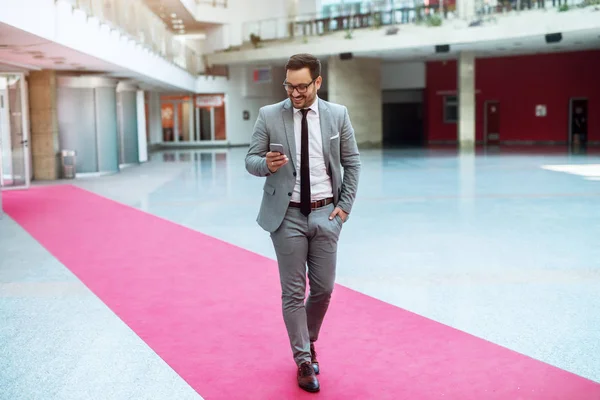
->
<box><xmin>245</xmin><ymin>97</ymin><xmax>361</xmax><ymax>233</ymax></box>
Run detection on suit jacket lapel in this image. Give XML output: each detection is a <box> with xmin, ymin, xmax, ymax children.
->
<box><xmin>281</xmin><ymin>99</ymin><xmax>297</xmax><ymax>170</ymax></box>
<box><xmin>318</xmin><ymin>98</ymin><xmax>332</xmax><ymax>168</ymax></box>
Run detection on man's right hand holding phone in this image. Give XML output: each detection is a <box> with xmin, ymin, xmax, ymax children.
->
<box><xmin>266</xmin><ymin>151</ymin><xmax>288</xmax><ymax>173</ymax></box>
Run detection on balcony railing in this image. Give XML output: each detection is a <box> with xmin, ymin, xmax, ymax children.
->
<box><xmin>58</xmin><ymin>0</ymin><xmax>203</xmax><ymax>75</ymax></box>
<box><xmin>237</xmin><ymin>0</ymin><xmax>589</xmax><ymax>48</ymax></box>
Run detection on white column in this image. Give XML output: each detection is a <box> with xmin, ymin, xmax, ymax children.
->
<box><xmin>287</xmin><ymin>0</ymin><xmax>298</xmax><ymax>16</ymax></box>
<box><xmin>188</xmin><ymin>97</ymin><xmax>195</xmax><ymax>141</ymax></box>
<box><xmin>457</xmin><ymin>0</ymin><xmax>475</xmax><ymax>20</ymax></box>
<box><xmin>148</xmin><ymin>92</ymin><xmax>162</xmax><ymax>145</ymax></box>
<box><xmin>328</xmin><ymin>56</ymin><xmax>382</xmax><ymax>147</ymax></box>
<box><xmin>136</xmin><ymin>90</ymin><xmax>148</xmax><ymax>163</ymax></box>
<box><xmin>0</xmin><ymin>84</ymin><xmax>13</xmax><ymax>180</ymax></box>
<box><xmin>457</xmin><ymin>51</ymin><xmax>476</xmax><ymax>148</ymax></box>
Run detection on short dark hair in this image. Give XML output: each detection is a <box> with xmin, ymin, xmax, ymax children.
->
<box><xmin>285</xmin><ymin>53</ymin><xmax>321</xmax><ymax>80</ymax></box>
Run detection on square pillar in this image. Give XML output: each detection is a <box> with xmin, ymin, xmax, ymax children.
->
<box><xmin>457</xmin><ymin>0</ymin><xmax>476</xmax><ymax>20</ymax></box>
<box><xmin>28</xmin><ymin>70</ymin><xmax>60</xmax><ymax>180</ymax></box>
<box><xmin>327</xmin><ymin>56</ymin><xmax>382</xmax><ymax>147</ymax></box>
<box><xmin>457</xmin><ymin>52</ymin><xmax>475</xmax><ymax>148</ymax></box>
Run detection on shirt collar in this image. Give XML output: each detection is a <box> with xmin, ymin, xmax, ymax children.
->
<box><xmin>293</xmin><ymin>96</ymin><xmax>319</xmax><ymax>116</ymax></box>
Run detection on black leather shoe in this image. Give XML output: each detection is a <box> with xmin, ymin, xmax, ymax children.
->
<box><xmin>310</xmin><ymin>342</ymin><xmax>320</xmax><ymax>375</ymax></box>
<box><xmin>297</xmin><ymin>361</ymin><xmax>320</xmax><ymax>393</ymax></box>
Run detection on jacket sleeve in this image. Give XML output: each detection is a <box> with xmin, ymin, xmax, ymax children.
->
<box><xmin>337</xmin><ymin>106</ymin><xmax>361</xmax><ymax>214</ymax></box>
<box><xmin>245</xmin><ymin>107</ymin><xmax>273</xmax><ymax>177</ymax></box>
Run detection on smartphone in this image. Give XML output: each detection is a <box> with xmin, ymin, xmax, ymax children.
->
<box><xmin>269</xmin><ymin>143</ymin><xmax>285</xmax><ymax>154</ymax></box>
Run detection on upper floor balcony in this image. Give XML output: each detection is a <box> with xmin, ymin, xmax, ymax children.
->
<box><xmin>205</xmin><ymin>0</ymin><xmax>600</xmax><ymax>66</ymax></box>
<box><xmin>62</xmin><ymin>0</ymin><xmax>205</xmax><ymax>75</ymax></box>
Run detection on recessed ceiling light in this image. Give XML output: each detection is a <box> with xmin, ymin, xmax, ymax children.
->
<box><xmin>171</xmin><ymin>13</ymin><xmax>177</xmax><ymax>17</ymax></box>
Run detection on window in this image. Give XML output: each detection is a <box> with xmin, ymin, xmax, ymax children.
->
<box><xmin>444</xmin><ymin>95</ymin><xmax>458</xmax><ymax>123</ymax></box>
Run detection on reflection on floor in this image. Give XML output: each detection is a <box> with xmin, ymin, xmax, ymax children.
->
<box><xmin>2</xmin><ymin>145</ymin><xmax>600</xmax><ymax>399</ymax></box>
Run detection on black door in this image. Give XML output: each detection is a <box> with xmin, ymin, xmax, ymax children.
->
<box><xmin>571</xmin><ymin>99</ymin><xmax>588</xmax><ymax>145</ymax></box>
<box><xmin>383</xmin><ymin>102</ymin><xmax>424</xmax><ymax>147</ymax></box>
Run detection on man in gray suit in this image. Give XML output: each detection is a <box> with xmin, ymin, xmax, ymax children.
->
<box><xmin>245</xmin><ymin>53</ymin><xmax>361</xmax><ymax>392</ymax></box>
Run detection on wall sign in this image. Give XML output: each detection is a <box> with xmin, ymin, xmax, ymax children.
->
<box><xmin>535</xmin><ymin>105</ymin><xmax>547</xmax><ymax>117</ymax></box>
<box><xmin>253</xmin><ymin>67</ymin><xmax>272</xmax><ymax>83</ymax></box>
<box><xmin>196</xmin><ymin>95</ymin><xmax>223</xmax><ymax>108</ymax></box>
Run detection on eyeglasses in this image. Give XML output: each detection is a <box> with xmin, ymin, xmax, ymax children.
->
<box><xmin>283</xmin><ymin>78</ymin><xmax>316</xmax><ymax>93</ymax></box>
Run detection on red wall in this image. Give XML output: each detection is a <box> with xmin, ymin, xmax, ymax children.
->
<box><xmin>425</xmin><ymin>50</ymin><xmax>600</xmax><ymax>143</ymax></box>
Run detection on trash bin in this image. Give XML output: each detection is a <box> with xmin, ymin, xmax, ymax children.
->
<box><xmin>60</xmin><ymin>150</ymin><xmax>76</xmax><ymax>179</ymax></box>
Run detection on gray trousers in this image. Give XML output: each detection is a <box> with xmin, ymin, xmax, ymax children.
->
<box><xmin>270</xmin><ymin>202</ymin><xmax>343</xmax><ymax>366</ymax></box>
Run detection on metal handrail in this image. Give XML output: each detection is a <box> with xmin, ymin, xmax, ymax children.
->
<box><xmin>58</xmin><ymin>0</ymin><xmax>204</xmax><ymax>75</ymax></box>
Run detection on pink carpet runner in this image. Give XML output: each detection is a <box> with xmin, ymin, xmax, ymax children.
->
<box><xmin>3</xmin><ymin>185</ymin><xmax>600</xmax><ymax>399</ymax></box>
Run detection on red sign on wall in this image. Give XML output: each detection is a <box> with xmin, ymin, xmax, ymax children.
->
<box><xmin>253</xmin><ymin>67</ymin><xmax>272</xmax><ymax>83</ymax></box>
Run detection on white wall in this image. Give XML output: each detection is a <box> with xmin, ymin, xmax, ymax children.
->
<box><xmin>196</xmin><ymin>75</ymin><xmax>230</xmax><ymax>93</ymax></box>
<box><xmin>298</xmin><ymin>0</ymin><xmax>320</xmax><ymax>16</ymax></box>
<box><xmin>203</xmin><ymin>0</ymin><xmax>288</xmax><ymax>50</ymax></box>
<box><xmin>225</xmin><ymin>65</ymin><xmax>287</xmax><ymax>146</ymax></box>
<box><xmin>203</xmin><ymin>25</ymin><xmax>229</xmax><ymax>54</ymax></box>
<box><xmin>0</xmin><ymin>0</ymin><xmax>197</xmax><ymax>92</ymax></box>
<box><xmin>381</xmin><ymin>61</ymin><xmax>426</xmax><ymax>90</ymax></box>
<box><xmin>195</xmin><ymin>3</ymin><xmax>232</xmax><ymax>24</ymax></box>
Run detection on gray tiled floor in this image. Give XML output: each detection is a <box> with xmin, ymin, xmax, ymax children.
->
<box><xmin>1</xmin><ymin>145</ymin><xmax>600</xmax><ymax>399</ymax></box>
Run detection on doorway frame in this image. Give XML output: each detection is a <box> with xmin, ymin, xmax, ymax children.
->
<box><xmin>0</xmin><ymin>72</ymin><xmax>31</xmax><ymax>191</ymax></box>
<box><xmin>568</xmin><ymin>97</ymin><xmax>587</xmax><ymax>146</ymax></box>
<box><xmin>161</xmin><ymin>98</ymin><xmax>200</xmax><ymax>143</ymax></box>
<box><xmin>483</xmin><ymin>99</ymin><xmax>500</xmax><ymax>146</ymax></box>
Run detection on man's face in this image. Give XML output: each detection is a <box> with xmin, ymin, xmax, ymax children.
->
<box><xmin>285</xmin><ymin>67</ymin><xmax>322</xmax><ymax>109</ymax></box>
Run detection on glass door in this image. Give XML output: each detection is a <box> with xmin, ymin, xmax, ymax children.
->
<box><xmin>0</xmin><ymin>73</ymin><xmax>30</xmax><ymax>190</ymax></box>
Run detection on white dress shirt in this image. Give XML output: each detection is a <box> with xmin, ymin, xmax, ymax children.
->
<box><xmin>291</xmin><ymin>96</ymin><xmax>333</xmax><ymax>203</ymax></box>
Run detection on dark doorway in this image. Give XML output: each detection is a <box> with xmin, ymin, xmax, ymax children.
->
<box><xmin>570</xmin><ymin>98</ymin><xmax>588</xmax><ymax>146</ymax></box>
<box><xmin>382</xmin><ymin>102</ymin><xmax>424</xmax><ymax>147</ymax></box>
<box><xmin>485</xmin><ymin>101</ymin><xmax>500</xmax><ymax>145</ymax></box>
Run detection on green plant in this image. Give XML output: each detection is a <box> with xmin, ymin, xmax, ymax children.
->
<box><xmin>249</xmin><ymin>33</ymin><xmax>262</xmax><ymax>48</ymax></box>
<box><xmin>558</xmin><ymin>3</ymin><xmax>569</xmax><ymax>11</ymax></box>
<box><xmin>372</xmin><ymin>12</ymin><xmax>382</xmax><ymax>29</ymax></box>
<box><xmin>344</xmin><ymin>28</ymin><xmax>353</xmax><ymax>39</ymax></box>
<box><xmin>426</xmin><ymin>14</ymin><xmax>443</xmax><ymax>27</ymax></box>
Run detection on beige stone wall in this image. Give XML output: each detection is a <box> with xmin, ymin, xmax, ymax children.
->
<box><xmin>28</xmin><ymin>70</ymin><xmax>59</xmax><ymax>180</ymax></box>
<box><xmin>326</xmin><ymin>56</ymin><xmax>382</xmax><ymax>148</ymax></box>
